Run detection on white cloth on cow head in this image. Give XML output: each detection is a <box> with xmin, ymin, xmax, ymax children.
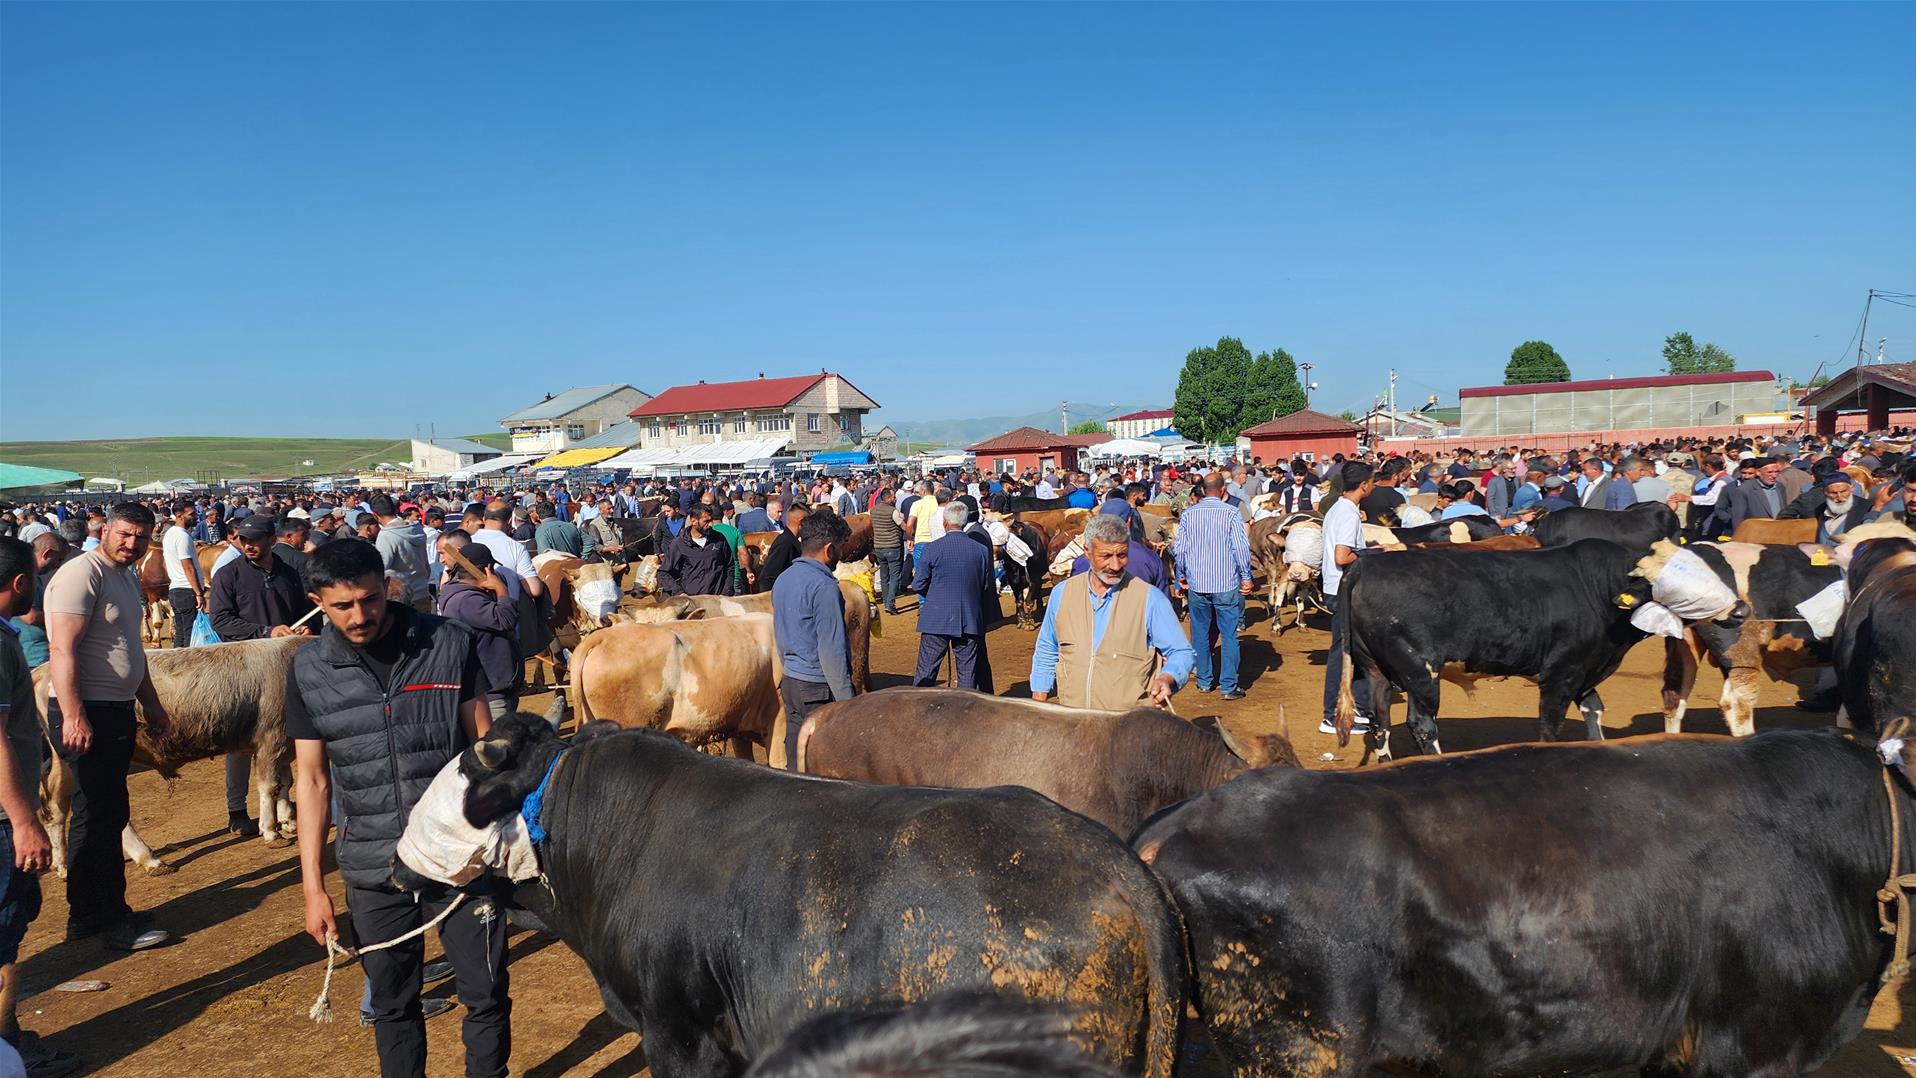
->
<box><xmin>1634</xmin><ymin>544</ymin><xmax>1740</xmax><ymax>621</ymax></box>
<box><xmin>393</xmin><ymin>758</ymin><xmax>541</xmax><ymax>886</ymax></box>
<box><xmin>1628</xmin><ymin>602</ymin><xmax>1687</xmax><ymax>639</ymax></box>
<box><xmin>1281</xmin><ymin>524</ymin><xmax>1324</xmax><ymax>567</ymax></box>
<box><xmin>576</xmin><ymin>578</ymin><xmax>622</xmax><ymax>620</ymax></box>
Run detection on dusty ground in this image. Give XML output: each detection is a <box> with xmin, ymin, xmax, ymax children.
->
<box><xmin>16</xmin><ymin>596</ymin><xmax>1914</xmax><ymax>1076</ymax></box>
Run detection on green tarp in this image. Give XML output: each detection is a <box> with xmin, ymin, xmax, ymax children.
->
<box><xmin>0</xmin><ymin>462</ymin><xmax>85</xmax><ymax>492</ymax></box>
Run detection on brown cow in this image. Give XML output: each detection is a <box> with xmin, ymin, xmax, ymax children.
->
<box><xmin>36</xmin><ymin>636</ymin><xmax>313</xmax><ymax>875</ymax></box>
<box><xmin>1406</xmin><ymin>534</ymin><xmax>1543</xmax><ymax>551</ymax></box>
<box><xmin>1729</xmin><ymin>518</ymin><xmax>1818</xmax><ymax>546</ymax></box>
<box><xmin>838</xmin><ymin>512</ymin><xmax>873</xmax><ymax>563</ymax></box>
<box><xmin>797</xmin><ymin>688</ymin><xmax>1298</xmax><ymax>836</ymax></box>
<box><xmin>650</xmin><ymin>579</ymin><xmax>873</xmax><ymax>693</ymax></box>
<box><xmin>136</xmin><ymin>534</ymin><xmax>175</xmax><ymax>646</ymax></box>
<box><xmin>570</xmin><ymin>612</ymin><xmax>782</xmax><ymax>760</ymax></box>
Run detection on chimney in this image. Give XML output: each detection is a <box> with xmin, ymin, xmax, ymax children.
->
<box><xmin>698</xmin><ymin>379</ymin><xmax>706</xmax><ymax>385</ymax></box>
<box><xmin>757</xmin><ymin>372</ymin><xmax>765</xmax><ymax>379</ymax></box>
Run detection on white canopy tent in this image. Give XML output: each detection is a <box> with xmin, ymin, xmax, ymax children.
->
<box><xmin>446</xmin><ymin>453</ymin><xmax>539</xmax><ymax>481</ymax></box>
<box><xmin>130</xmin><ymin>478</ymin><xmax>206</xmax><ymax>495</ymax></box>
<box><xmin>1086</xmin><ymin>438</ymin><xmax>1162</xmax><ymax>459</ymax></box>
<box><xmin>598</xmin><ymin>438</ymin><xmax>792</xmax><ymax>472</ymax></box>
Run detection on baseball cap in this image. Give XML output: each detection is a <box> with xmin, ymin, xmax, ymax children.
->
<box><xmin>235</xmin><ymin>516</ymin><xmax>277</xmax><ymax>540</ymax></box>
<box><xmin>1542</xmin><ymin>475</ymin><xmax>1567</xmax><ymax>490</ymax></box>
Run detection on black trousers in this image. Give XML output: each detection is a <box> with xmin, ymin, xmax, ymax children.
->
<box><xmin>912</xmin><ymin>633</ymin><xmax>992</xmax><ymax>693</ymax></box>
<box><xmin>780</xmin><ymin>678</ymin><xmax>835</xmax><ymax>772</ymax></box>
<box><xmin>349</xmin><ymin>883</ymin><xmax>511</xmax><ymax>1078</ymax></box>
<box><xmin>46</xmin><ymin>698</ymin><xmax>137</xmax><ymax>934</ymax></box>
<box><xmin>168</xmin><ymin>588</ymin><xmax>196</xmax><ymax>649</ymax></box>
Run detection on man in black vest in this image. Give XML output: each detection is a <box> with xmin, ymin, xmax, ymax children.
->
<box><xmin>289</xmin><ymin>539</ymin><xmax>510</xmax><ymax>1078</ymax></box>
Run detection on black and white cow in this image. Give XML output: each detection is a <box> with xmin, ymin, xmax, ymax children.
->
<box><xmin>1134</xmin><ymin>729</ymin><xmax>1916</xmax><ymax>1077</ymax></box>
<box><xmin>1334</xmin><ymin>538</ymin><xmax>1743</xmax><ymax>757</ymax></box>
<box><xmin>1533</xmin><ymin>501</ymin><xmax>1680</xmax><ymax>552</ymax></box>
<box><xmin>1833</xmin><ymin>536</ymin><xmax>1916</xmax><ymax>736</ymax></box>
<box><xmin>392</xmin><ymin>714</ymin><xmax>1185</xmax><ymax>1078</ymax></box>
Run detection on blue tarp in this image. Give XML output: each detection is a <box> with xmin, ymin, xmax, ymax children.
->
<box><xmin>810</xmin><ymin>450</ymin><xmax>873</xmax><ymax>466</ymax></box>
<box><xmin>1145</xmin><ymin>427</ymin><xmax>1180</xmax><ymax>438</ymax></box>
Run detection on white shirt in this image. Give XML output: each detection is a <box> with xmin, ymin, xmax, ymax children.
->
<box><xmin>471</xmin><ymin>528</ymin><xmax>534</xmax><ymax>600</ymax></box>
<box><xmin>211</xmin><ymin>543</ymin><xmax>244</xmax><ymax>577</ymax></box>
<box><xmin>1320</xmin><ymin>496</ymin><xmax>1365</xmax><ymax>598</ymax></box>
<box><xmin>162</xmin><ymin>525</ymin><xmax>202</xmax><ymax>591</ymax></box>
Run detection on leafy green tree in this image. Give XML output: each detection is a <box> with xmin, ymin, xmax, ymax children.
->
<box><xmin>1663</xmin><ymin>331</ymin><xmax>1700</xmax><ymax>374</ymax></box>
<box><xmin>1504</xmin><ymin>340</ymin><xmax>1570</xmax><ymax>384</ymax></box>
<box><xmin>1337</xmin><ymin>409</ymin><xmax>1358</xmax><ymax>422</ymax></box>
<box><xmin>1696</xmin><ymin>342</ymin><xmax>1736</xmax><ymax>372</ymax></box>
<box><xmin>1243</xmin><ymin>348</ymin><xmax>1309</xmax><ymax>426</ymax></box>
<box><xmin>1173</xmin><ymin>336</ymin><xmax>1253</xmax><ymax>444</ymax></box>
<box><xmin>1068</xmin><ymin>419</ymin><xmax>1107</xmax><ymax>435</ymax></box>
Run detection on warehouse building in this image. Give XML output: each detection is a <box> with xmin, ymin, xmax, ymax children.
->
<box><xmin>1458</xmin><ymin>371</ymin><xmax>1781</xmax><ymax>437</ymax></box>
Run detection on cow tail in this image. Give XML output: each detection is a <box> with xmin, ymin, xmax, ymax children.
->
<box><xmin>572</xmin><ymin>636</ymin><xmax>600</xmax><ymax>726</ymax></box>
<box><xmin>1119</xmin><ymin>862</ymin><xmax>1185</xmax><ymax>1078</ymax></box>
<box><xmin>1333</xmin><ymin>584</ymin><xmax>1357</xmax><ymax>745</ymax></box>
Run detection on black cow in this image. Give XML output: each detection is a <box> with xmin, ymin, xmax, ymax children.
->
<box><xmin>995</xmin><ymin>494</ymin><xmax>1073</xmax><ymax>513</ymax></box>
<box><xmin>1387</xmin><ymin>515</ymin><xmax>1503</xmax><ymax>545</ymax></box>
<box><xmin>1833</xmin><ymin>537</ymin><xmax>1916</xmax><ymax>735</ymax></box>
<box><xmin>1336</xmin><ymin>539</ymin><xmax>1682</xmax><ymax>757</ymax></box>
<box><xmin>393</xmin><ymin>714</ymin><xmax>1185</xmax><ymax>1078</ymax></box>
<box><xmin>1662</xmin><ymin>541</ymin><xmax>1843</xmax><ymax>735</ymax></box>
<box><xmin>999</xmin><ymin>519</ymin><xmax>1049</xmax><ymax>628</ymax></box>
<box><xmin>1133</xmin><ymin>729</ymin><xmax>1916</xmax><ymax>1077</ymax></box>
<box><xmin>744</xmin><ymin>996</ymin><xmax>1120</xmax><ymax>1078</ymax></box>
<box><xmin>1533</xmin><ymin>501</ymin><xmax>1680</xmax><ymax>551</ymax></box>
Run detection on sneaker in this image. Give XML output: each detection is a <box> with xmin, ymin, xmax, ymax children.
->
<box><xmin>1317</xmin><ymin>717</ymin><xmax>1373</xmax><ymax>735</ymax></box>
<box><xmin>228</xmin><ymin>813</ymin><xmax>261</xmax><ymax>838</ymax></box>
<box><xmin>362</xmin><ymin>996</ymin><xmax>456</xmax><ymax>1027</ymax></box>
<box><xmin>422</xmin><ymin>959</ymin><xmax>454</xmax><ymax>986</ymax></box>
<box><xmin>1195</xmin><ymin>684</ymin><xmax>1215</xmax><ymax>694</ymax></box>
<box><xmin>99</xmin><ymin>920</ymin><xmax>172</xmax><ymax>952</ymax></box>
<box><xmin>1219</xmin><ymin>690</ymin><xmax>1246</xmax><ymax>702</ymax></box>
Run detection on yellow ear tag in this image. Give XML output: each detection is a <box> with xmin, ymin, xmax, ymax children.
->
<box><xmin>1809</xmin><ymin>549</ymin><xmax>1830</xmax><ymax>566</ymax></box>
<box><xmin>1616</xmin><ymin>593</ymin><xmax>1638</xmax><ymax>608</ymax></box>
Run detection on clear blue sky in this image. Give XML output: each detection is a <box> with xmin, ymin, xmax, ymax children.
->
<box><xmin>3</xmin><ymin>2</ymin><xmax>1911</xmax><ymax>441</ymax></box>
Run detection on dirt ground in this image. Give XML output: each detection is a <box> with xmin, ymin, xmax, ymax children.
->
<box><xmin>17</xmin><ymin>596</ymin><xmax>1915</xmax><ymax>1076</ymax></box>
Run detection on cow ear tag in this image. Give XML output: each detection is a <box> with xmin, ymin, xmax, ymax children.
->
<box><xmin>1616</xmin><ymin>593</ymin><xmax>1638</xmax><ymax>608</ymax></box>
<box><xmin>1809</xmin><ymin>549</ymin><xmax>1830</xmax><ymax>567</ymax></box>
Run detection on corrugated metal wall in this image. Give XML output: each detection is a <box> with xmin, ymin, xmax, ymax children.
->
<box><xmin>1460</xmin><ymin>379</ymin><xmax>1782</xmax><ymax>436</ymax></box>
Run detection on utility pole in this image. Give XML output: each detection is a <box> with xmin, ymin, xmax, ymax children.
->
<box><xmin>1300</xmin><ymin>362</ymin><xmax>1314</xmax><ymax>407</ymax></box>
<box><xmin>1388</xmin><ymin>369</ymin><xmax>1399</xmax><ymax>437</ymax></box>
<box><xmin>1859</xmin><ymin>290</ymin><xmax>1877</xmax><ymax>368</ymax></box>
<box><xmin>1060</xmin><ymin>400</ymin><xmax>1068</xmax><ymax>434</ymax></box>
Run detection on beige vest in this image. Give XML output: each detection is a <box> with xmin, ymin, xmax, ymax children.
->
<box><xmin>1053</xmin><ymin>574</ymin><xmax>1156</xmax><ymax>710</ymax></box>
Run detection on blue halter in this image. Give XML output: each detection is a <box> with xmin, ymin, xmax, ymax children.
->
<box><xmin>520</xmin><ymin>748</ymin><xmax>565</xmax><ymax>846</ymax></box>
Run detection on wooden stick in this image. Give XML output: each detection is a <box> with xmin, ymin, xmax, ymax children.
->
<box><xmin>290</xmin><ymin>604</ymin><xmax>324</xmax><ymax>632</ymax></box>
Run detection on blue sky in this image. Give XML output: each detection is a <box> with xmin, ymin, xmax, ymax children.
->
<box><xmin>3</xmin><ymin>3</ymin><xmax>1911</xmax><ymax>441</ymax></box>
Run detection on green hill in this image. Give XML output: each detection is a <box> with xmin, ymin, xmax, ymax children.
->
<box><xmin>0</xmin><ymin>434</ymin><xmax>512</xmax><ymax>485</ymax></box>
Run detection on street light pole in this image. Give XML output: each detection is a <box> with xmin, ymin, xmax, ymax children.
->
<box><xmin>1300</xmin><ymin>363</ymin><xmax>1315</xmax><ymax>407</ymax></box>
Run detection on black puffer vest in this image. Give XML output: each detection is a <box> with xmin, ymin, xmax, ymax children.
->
<box><xmin>293</xmin><ymin>606</ymin><xmax>474</xmax><ymax>890</ymax></box>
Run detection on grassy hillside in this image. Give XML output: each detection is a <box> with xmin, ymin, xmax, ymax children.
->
<box><xmin>0</xmin><ymin>435</ymin><xmax>502</xmax><ymax>485</ymax></box>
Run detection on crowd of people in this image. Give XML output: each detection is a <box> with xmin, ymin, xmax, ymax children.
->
<box><xmin>0</xmin><ymin>423</ymin><xmax>1908</xmax><ymax>1076</ymax></box>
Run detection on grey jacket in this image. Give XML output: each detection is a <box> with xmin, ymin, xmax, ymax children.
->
<box><xmin>375</xmin><ymin>520</ymin><xmax>433</xmax><ymax>604</ymax></box>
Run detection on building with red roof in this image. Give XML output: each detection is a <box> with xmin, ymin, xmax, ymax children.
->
<box><xmin>1240</xmin><ymin>409</ymin><xmax>1362</xmax><ymax>464</ymax></box>
<box><xmin>969</xmin><ymin>427</ymin><xmax>1109</xmax><ymax>475</ymax></box>
<box><xmin>627</xmin><ymin>371</ymin><xmax>880</xmax><ymax>456</ymax></box>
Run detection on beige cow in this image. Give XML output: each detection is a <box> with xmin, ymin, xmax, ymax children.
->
<box><xmin>570</xmin><ymin>613</ymin><xmax>783</xmax><ymax>761</ymax></box>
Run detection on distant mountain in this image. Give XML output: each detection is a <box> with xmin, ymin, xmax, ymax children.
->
<box><xmin>873</xmin><ymin>404</ymin><xmax>1159</xmax><ymax>450</ymax></box>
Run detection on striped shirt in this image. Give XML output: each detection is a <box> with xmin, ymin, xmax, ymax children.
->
<box><xmin>1172</xmin><ymin>497</ymin><xmax>1253</xmax><ymax>595</ymax></box>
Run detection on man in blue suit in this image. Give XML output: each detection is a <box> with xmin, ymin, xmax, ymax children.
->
<box><xmin>911</xmin><ymin>502</ymin><xmax>997</xmax><ymax>692</ymax></box>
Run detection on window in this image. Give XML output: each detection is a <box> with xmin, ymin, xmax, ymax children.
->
<box><xmin>807</xmin><ymin>413</ymin><xmax>820</xmax><ymax>433</ymax></box>
<box><xmin>996</xmin><ymin>458</ymin><xmax>1017</xmax><ymax>473</ymax></box>
<box><xmin>734</xmin><ymin>417</ymin><xmax>747</xmax><ymax>434</ymax></box>
<box><xmin>647</xmin><ymin>424</ymin><xmax>662</xmax><ymax>439</ymax></box>
<box><xmin>756</xmin><ymin>414</ymin><xmax>791</xmax><ymax>433</ymax></box>
<box><xmin>835</xmin><ymin>415</ymin><xmax>847</xmax><ymax>432</ymax></box>
<box><xmin>566</xmin><ymin>424</ymin><xmax>586</xmax><ymax>440</ymax></box>
<box><xmin>698</xmin><ymin>419</ymin><xmax>721</xmax><ymax>436</ymax></box>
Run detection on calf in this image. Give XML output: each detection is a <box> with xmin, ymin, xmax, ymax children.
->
<box><xmin>796</xmin><ymin>688</ymin><xmax>1297</xmax><ymax>836</ymax></box>
<box><xmin>1832</xmin><ymin>537</ymin><xmax>1916</xmax><ymax>736</ymax></box>
<box><xmin>394</xmin><ymin>714</ymin><xmax>1185</xmax><ymax>1078</ymax></box>
<box><xmin>999</xmin><ymin>519</ymin><xmax>1050</xmax><ymax>629</ymax></box>
<box><xmin>1134</xmin><ymin>729</ymin><xmax>1916</xmax><ymax>1078</ymax></box>
<box><xmin>36</xmin><ymin>636</ymin><xmax>312</xmax><ymax>875</ymax></box>
<box><xmin>1661</xmin><ymin>542</ymin><xmax>1842</xmax><ymax>735</ymax></box>
<box><xmin>570</xmin><ymin>612</ymin><xmax>782</xmax><ymax>759</ymax></box>
<box><xmin>1533</xmin><ymin>501</ymin><xmax>1679</xmax><ymax>552</ymax></box>
<box><xmin>1334</xmin><ymin>539</ymin><xmax>1715</xmax><ymax>757</ymax></box>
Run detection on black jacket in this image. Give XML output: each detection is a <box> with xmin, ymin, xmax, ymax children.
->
<box><xmin>209</xmin><ymin>554</ymin><xmax>313</xmax><ymax>641</ymax></box>
<box><xmin>1780</xmin><ymin>487</ymin><xmax>1871</xmax><ymax>538</ymax></box>
<box><xmin>290</xmin><ymin>606</ymin><xmax>477</xmax><ymax>890</ymax></box>
<box><xmin>757</xmin><ymin>530</ymin><xmax>802</xmax><ymax>594</ymax></box>
<box><xmin>660</xmin><ymin>529</ymin><xmax>737</xmax><ymax>597</ymax></box>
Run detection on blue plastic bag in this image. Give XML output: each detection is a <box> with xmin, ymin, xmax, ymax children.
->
<box><xmin>189</xmin><ymin>611</ymin><xmax>220</xmax><ymax>648</ymax></box>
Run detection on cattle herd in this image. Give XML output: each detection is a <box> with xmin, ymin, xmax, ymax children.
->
<box><xmin>6</xmin><ymin>434</ymin><xmax>1916</xmax><ymax>1077</ymax></box>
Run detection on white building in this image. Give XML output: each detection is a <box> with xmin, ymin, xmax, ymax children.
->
<box><xmin>500</xmin><ymin>384</ymin><xmax>653</xmax><ymax>455</ymax></box>
<box><xmin>408</xmin><ymin>437</ymin><xmax>503</xmax><ymax>475</ymax></box>
<box><xmin>1105</xmin><ymin>408</ymin><xmax>1175</xmax><ymax>441</ymax></box>
<box><xmin>627</xmin><ymin>372</ymin><xmax>880</xmax><ymax>455</ymax></box>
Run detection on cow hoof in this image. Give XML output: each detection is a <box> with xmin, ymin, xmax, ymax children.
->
<box><xmin>142</xmin><ymin>861</ymin><xmax>176</xmax><ymax>877</ymax></box>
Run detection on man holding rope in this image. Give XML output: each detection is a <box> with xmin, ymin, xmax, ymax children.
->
<box><xmin>289</xmin><ymin>538</ymin><xmax>511</xmax><ymax>1078</ymax></box>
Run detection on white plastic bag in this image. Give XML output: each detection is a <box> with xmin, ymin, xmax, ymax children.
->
<box><xmin>1646</xmin><ymin>547</ymin><xmax>1739</xmax><ymax>620</ymax></box>
<box><xmin>1005</xmin><ymin>533</ymin><xmax>1035</xmax><ymax>567</ymax></box>
<box><xmin>1282</xmin><ymin>524</ymin><xmax>1324</xmax><ymax>567</ymax></box>
<box><xmin>1629</xmin><ymin>602</ymin><xmax>1687</xmax><ymax>638</ymax></box>
<box><xmin>1795</xmin><ymin>578</ymin><xmax>1846</xmax><ymax>640</ymax></box>
<box><xmin>576</xmin><ymin>578</ymin><xmax>622</xmax><ymax>620</ymax></box>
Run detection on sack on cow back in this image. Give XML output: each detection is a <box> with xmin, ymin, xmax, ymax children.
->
<box><xmin>575</xmin><ymin>578</ymin><xmax>622</xmax><ymax>621</ymax></box>
<box><xmin>1643</xmin><ymin>546</ymin><xmax>1740</xmax><ymax>620</ymax></box>
<box><xmin>1795</xmin><ymin>578</ymin><xmax>1846</xmax><ymax>640</ymax></box>
<box><xmin>1281</xmin><ymin>524</ymin><xmax>1324</xmax><ymax>567</ymax></box>
<box><xmin>189</xmin><ymin>612</ymin><xmax>220</xmax><ymax>648</ymax></box>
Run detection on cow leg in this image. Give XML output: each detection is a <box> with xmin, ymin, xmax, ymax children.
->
<box><xmin>39</xmin><ymin>753</ymin><xmax>75</xmax><ymax>879</ymax></box>
<box><xmin>1719</xmin><ymin>667</ymin><xmax>1761</xmax><ymax>737</ymax></box>
<box><xmin>1538</xmin><ymin>684</ymin><xmax>1574</xmax><ymax>742</ymax></box>
<box><xmin>1577</xmin><ymin>690</ymin><xmax>1606</xmax><ymax>741</ymax></box>
<box><xmin>1661</xmin><ymin>635</ymin><xmax>1700</xmax><ymax>734</ymax></box>
<box><xmin>1402</xmin><ymin>672</ymin><xmax>1442</xmax><ymax>755</ymax></box>
<box><xmin>122</xmin><ymin>824</ymin><xmax>172</xmax><ymax>875</ymax></box>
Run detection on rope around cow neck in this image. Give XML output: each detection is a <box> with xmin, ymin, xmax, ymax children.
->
<box><xmin>308</xmin><ymin>892</ymin><xmax>467</xmax><ymax>1023</ymax></box>
<box><xmin>1876</xmin><ymin>768</ymin><xmax>1916</xmax><ymax>985</ymax></box>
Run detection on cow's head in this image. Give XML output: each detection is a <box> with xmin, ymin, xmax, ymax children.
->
<box><xmin>391</xmin><ymin>711</ymin><xmax>569</xmax><ymax>892</ymax></box>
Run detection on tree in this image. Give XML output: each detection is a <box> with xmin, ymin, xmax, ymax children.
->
<box><xmin>1337</xmin><ymin>409</ymin><xmax>1358</xmax><ymax>422</ymax></box>
<box><xmin>1068</xmin><ymin>419</ymin><xmax>1106</xmax><ymax>435</ymax></box>
<box><xmin>1243</xmin><ymin>348</ymin><xmax>1309</xmax><ymax>425</ymax></box>
<box><xmin>1664</xmin><ymin>331</ymin><xmax>1736</xmax><ymax>374</ymax></box>
<box><xmin>1504</xmin><ymin>340</ymin><xmax>1570</xmax><ymax>385</ymax></box>
<box><xmin>1172</xmin><ymin>336</ymin><xmax>1253</xmax><ymax>445</ymax></box>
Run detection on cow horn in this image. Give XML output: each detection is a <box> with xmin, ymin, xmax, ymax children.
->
<box><xmin>472</xmin><ymin>738</ymin><xmax>510</xmax><ymax>771</ymax></box>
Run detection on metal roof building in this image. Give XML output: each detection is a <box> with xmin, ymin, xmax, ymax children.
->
<box><xmin>1458</xmin><ymin>371</ymin><xmax>1780</xmax><ymax>437</ymax></box>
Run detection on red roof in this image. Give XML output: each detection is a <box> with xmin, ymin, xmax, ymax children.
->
<box><xmin>628</xmin><ymin>373</ymin><xmax>826</xmax><ymax>418</ymax></box>
<box><xmin>1110</xmin><ymin>408</ymin><xmax>1174</xmax><ymax>422</ymax></box>
<box><xmin>1800</xmin><ymin>362</ymin><xmax>1916</xmax><ymax>409</ymax></box>
<box><xmin>969</xmin><ymin>426</ymin><xmax>1094</xmax><ymax>453</ymax></box>
<box><xmin>1241</xmin><ymin>409</ymin><xmax>1362</xmax><ymax>437</ymax></box>
<box><xmin>1458</xmin><ymin>370</ymin><xmax>1775</xmax><ymax>399</ymax></box>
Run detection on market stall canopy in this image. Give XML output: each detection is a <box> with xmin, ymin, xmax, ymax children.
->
<box><xmin>810</xmin><ymin>450</ymin><xmax>873</xmax><ymax>466</ymax></box>
<box><xmin>1086</xmin><ymin>439</ymin><xmax>1163</xmax><ymax>458</ymax></box>
<box><xmin>0</xmin><ymin>463</ymin><xmax>83</xmax><ymax>492</ymax></box>
<box><xmin>530</xmin><ymin>446</ymin><xmax>625</xmax><ymax>470</ymax></box>
<box><xmin>447</xmin><ymin>453</ymin><xmax>540</xmax><ymax>481</ymax></box>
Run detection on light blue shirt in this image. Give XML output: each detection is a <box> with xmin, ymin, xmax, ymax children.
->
<box><xmin>1172</xmin><ymin>497</ymin><xmax>1254</xmax><ymax>594</ymax></box>
<box><xmin>1441</xmin><ymin>501</ymin><xmax>1490</xmax><ymax>520</ymax></box>
<box><xmin>1030</xmin><ymin>575</ymin><xmax>1195</xmax><ymax>696</ymax></box>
